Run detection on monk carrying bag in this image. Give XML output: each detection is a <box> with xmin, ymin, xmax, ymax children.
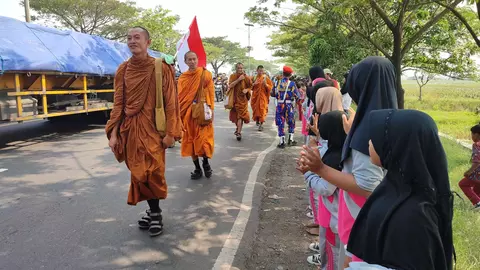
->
<box><xmin>224</xmin><ymin>88</ymin><xmax>235</xmax><ymax>110</ymax></box>
<box><xmin>192</xmin><ymin>69</ymin><xmax>213</xmax><ymax>126</ymax></box>
<box><xmin>154</xmin><ymin>58</ymin><xmax>167</xmax><ymax>137</ymax></box>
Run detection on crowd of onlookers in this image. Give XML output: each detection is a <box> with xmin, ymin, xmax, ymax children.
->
<box><xmin>285</xmin><ymin>55</ymin><xmax>480</xmax><ymax>270</ymax></box>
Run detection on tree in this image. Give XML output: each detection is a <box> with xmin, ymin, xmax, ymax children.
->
<box><xmin>433</xmin><ymin>0</ymin><xmax>480</xmax><ymax>47</ymax></box>
<box><xmin>203</xmin><ymin>36</ymin><xmax>248</xmax><ymax>77</ymax></box>
<box><xmin>131</xmin><ymin>6</ymin><xmax>181</xmax><ymax>55</ymax></box>
<box><xmin>238</xmin><ymin>57</ymin><xmax>280</xmax><ymax>75</ymax></box>
<box><xmin>246</xmin><ymin>0</ymin><xmax>479</xmax><ymax>108</ymax></box>
<box><xmin>266</xmin><ymin>10</ymin><xmax>316</xmax><ymax>75</ymax></box>
<box><xmin>28</xmin><ymin>0</ymin><xmax>138</xmax><ymax>40</ymax></box>
<box><xmin>414</xmin><ymin>70</ymin><xmax>434</xmax><ymax>101</ymax></box>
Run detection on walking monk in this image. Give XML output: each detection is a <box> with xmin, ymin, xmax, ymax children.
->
<box><xmin>106</xmin><ymin>27</ymin><xmax>182</xmax><ymax>237</ymax></box>
<box><xmin>178</xmin><ymin>51</ymin><xmax>215</xmax><ymax>180</ymax></box>
<box><xmin>228</xmin><ymin>63</ymin><xmax>252</xmax><ymax>141</ymax></box>
<box><xmin>251</xmin><ymin>65</ymin><xmax>273</xmax><ymax>131</ymax></box>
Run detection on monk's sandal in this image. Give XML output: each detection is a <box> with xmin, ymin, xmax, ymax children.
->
<box><xmin>307</xmin><ymin>254</ymin><xmax>322</xmax><ymax>266</ymax></box>
<box><xmin>191</xmin><ymin>169</ymin><xmax>203</xmax><ymax>180</ymax></box>
<box><xmin>203</xmin><ymin>163</ymin><xmax>213</xmax><ymax>178</ymax></box>
<box><xmin>138</xmin><ymin>210</ymin><xmax>152</xmax><ymax>230</ymax></box>
<box><xmin>148</xmin><ymin>212</ymin><xmax>163</xmax><ymax>237</ymax></box>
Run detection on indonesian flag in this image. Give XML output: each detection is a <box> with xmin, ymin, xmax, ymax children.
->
<box><xmin>176</xmin><ymin>17</ymin><xmax>207</xmax><ymax>73</ymax></box>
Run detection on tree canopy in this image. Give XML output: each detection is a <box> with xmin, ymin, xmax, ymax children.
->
<box><xmin>28</xmin><ymin>0</ymin><xmax>138</xmax><ymax>39</ymax></box>
<box><xmin>203</xmin><ymin>36</ymin><xmax>248</xmax><ymax>77</ymax></box>
<box><xmin>131</xmin><ymin>6</ymin><xmax>180</xmax><ymax>55</ymax></box>
<box><xmin>236</xmin><ymin>57</ymin><xmax>280</xmax><ymax>75</ymax></box>
<box><xmin>246</xmin><ymin>0</ymin><xmax>480</xmax><ymax>108</ymax></box>
<box><xmin>27</xmin><ymin>1</ymin><xmax>181</xmax><ymax>55</ymax></box>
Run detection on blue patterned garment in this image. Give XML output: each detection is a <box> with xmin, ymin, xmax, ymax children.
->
<box><xmin>273</xmin><ymin>78</ymin><xmax>300</xmax><ymax>137</ymax></box>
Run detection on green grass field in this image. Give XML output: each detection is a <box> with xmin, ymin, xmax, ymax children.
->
<box><xmin>402</xmin><ymin>81</ymin><xmax>479</xmax><ymax>269</ymax></box>
<box><xmin>442</xmin><ymin>138</ymin><xmax>480</xmax><ymax>270</ymax></box>
<box><xmin>403</xmin><ymin>80</ymin><xmax>479</xmax><ymax>141</ymax></box>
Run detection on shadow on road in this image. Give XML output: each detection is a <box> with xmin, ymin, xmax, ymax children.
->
<box><xmin>0</xmin><ymin>114</ymin><xmax>106</xmax><ymax>151</ymax></box>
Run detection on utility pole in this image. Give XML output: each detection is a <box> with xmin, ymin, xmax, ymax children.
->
<box><xmin>24</xmin><ymin>0</ymin><xmax>31</xmax><ymax>22</ymax></box>
<box><xmin>244</xmin><ymin>23</ymin><xmax>253</xmax><ymax>76</ymax></box>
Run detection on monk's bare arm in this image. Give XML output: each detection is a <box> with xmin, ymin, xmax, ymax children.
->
<box><xmin>162</xmin><ymin>63</ymin><xmax>180</xmax><ymax>138</ymax></box>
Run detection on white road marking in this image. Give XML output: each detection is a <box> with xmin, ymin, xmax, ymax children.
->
<box><xmin>0</xmin><ymin>168</ymin><xmax>8</xmax><ymax>173</ymax></box>
<box><xmin>212</xmin><ymin>135</ymin><xmax>278</xmax><ymax>270</ymax></box>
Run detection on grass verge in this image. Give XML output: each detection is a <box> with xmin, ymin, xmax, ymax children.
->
<box><xmin>426</xmin><ymin>111</ymin><xmax>478</xmax><ymax>141</ymax></box>
<box><xmin>442</xmin><ymin>138</ymin><xmax>480</xmax><ymax>270</ymax></box>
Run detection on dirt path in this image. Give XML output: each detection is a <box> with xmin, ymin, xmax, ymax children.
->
<box><xmin>245</xmin><ymin>146</ymin><xmax>318</xmax><ymax>270</ymax></box>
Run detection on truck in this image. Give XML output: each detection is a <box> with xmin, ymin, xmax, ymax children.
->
<box><xmin>0</xmin><ymin>16</ymin><xmax>173</xmax><ymax>124</ymax></box>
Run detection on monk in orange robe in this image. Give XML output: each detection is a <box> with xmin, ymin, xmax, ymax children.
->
<box><xmin>178</xmin><ymin>51</ymin><xmax>215</xmax><ymax>180</ymax></box>
<box><xmin>250</xmin><ymin>65</ymin><xmax>273</xmax><ymax>131</ymax></box>
<box><xmin>105</xmin><ymin>27</ymin><xmax>182</xmax><ymax>237</ymax></box>
<box><xmin>228</xmin><ymin>62</ymin><xmax>252</xmax><ymax>141</ymax></box>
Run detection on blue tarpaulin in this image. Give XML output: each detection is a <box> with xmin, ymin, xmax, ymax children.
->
<box><xmin>0</xmin><ymin>16</ymin><xmax>170</xmax><ymax>76</ymax></box>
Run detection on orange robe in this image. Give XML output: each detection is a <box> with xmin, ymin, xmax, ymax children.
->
<box><xmin>105</xmin><ymin>56</ymin><xmax>182</xmax><ymax>205</ymax></box>
<box><xmin>178</xmin><ymin>67</ymin><xmax>215</xmax><ymax>158</ymax></box>
<box><xmin>251</xmin><ymin>75</ymin><xmax>273</xmax><ymax>123</ymax></box>
<box><xmin>228</xmin><ymin>74</ymin><xmax>252</xmax><ymax>124</ymax></box>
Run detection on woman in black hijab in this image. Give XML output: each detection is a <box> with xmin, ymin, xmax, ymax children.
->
<box><xmin>302</xmin><ymin>110</ymin><xmax>347</xmax><ymax>268</ymax></box>
<box><xmin>299</xmin><ymin>56</ymin><xmax>398</xmax><ymax>268</ymax></box>
<box><xmin>347</xmin><ymin>109</ymin><xmax>454</xmax><ymax>270</ymax></box>
<box><xmin>306</xmin><ymin>66</ymin><xmax>326</xmax><ymax>107</ymax></box>
<box><xmin>318</xmin><ymin>111</ymin><xmax>347</xmax><ymax>170</ymax></box>
<box><xmin>310</xmin><ymin>66</ymin><xmax>326</xmax><ymax>82</ymax></box>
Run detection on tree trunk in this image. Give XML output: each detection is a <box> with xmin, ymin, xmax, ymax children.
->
<box><xmin>212</xmin><ymin>65</ymin><xmax>219</xmax><ymax>78</ymax></box>
<box><xmin>392</xmin><ymin>29</ymin><xmax>405</xmax><ymax>109</ymax></box>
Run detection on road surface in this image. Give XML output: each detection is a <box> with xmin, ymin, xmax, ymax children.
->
<box><xmin>0</xmin><ymin>103</ymin><xmax>279</xmax><ymax>270</ymax></box>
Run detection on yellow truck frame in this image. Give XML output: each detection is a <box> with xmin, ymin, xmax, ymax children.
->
<box><xmin>0</xmin><ymin>71</ymin><xmax>115</xmax><ymax>122</ymax></box>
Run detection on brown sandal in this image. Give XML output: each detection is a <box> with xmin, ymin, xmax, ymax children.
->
<box><xmin>304</xmin><ymin>222</ymin><xmax>319</xmax><ymax>229</ymax></box>
<box><xmin>306</xmin><ymin>227</ymin><xmax>320</xmax><ymax>236</ymax></box>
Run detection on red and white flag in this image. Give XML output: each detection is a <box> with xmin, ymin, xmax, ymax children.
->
<box><xmin>176</xmin><ymin>17</ymin><xmax>207</xmax><ymax>73</ymax></box>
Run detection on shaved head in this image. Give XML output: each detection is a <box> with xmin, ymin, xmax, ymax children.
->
<box><xmin>127</xmin><ymin>26</ymin><xmax>151</xmax><ymax>56</ymax></box>
<box><xmin>185</xmin><ymin>51</ymin><xmax>198</xmax><ymax>71</ymax></box>
<box><xmin>184</xmin><ymin>51</ymin><xmax>197</xmax><ymax>61</ymax></box>
<box><xmin>129</xmin><ymin>26</ymin><xmax>150</xmax><ymax>40</ymax></box>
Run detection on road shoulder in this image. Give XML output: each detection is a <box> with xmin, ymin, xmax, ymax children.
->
<box><xmin>236</xmin><ymin>145</ymin><xmax>316</xmax><ymax>270</ymax></box>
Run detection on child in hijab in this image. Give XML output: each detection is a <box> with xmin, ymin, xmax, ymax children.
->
<box><xmin>298</xmin><ymin>111</ymin><xmax>346</xmax><ymax>269</ymax></box>
<box><xmin>459</xmin><ymin>123</ymin><xmax>480</xmax><ymax>210</ymax></box>
<box><xmin>347</xmin><ymin>109</ymin><xmax>454</xmax><ymax>270</ymax></box>
<box><xmin>301</xmin><ymin>87</ymin><xmax>342</xmax><ymax>267</ymax></box>
<box><xmin>299</xmin><ymin>56</ymin><xmax>398</xmax><ymax>268</ymax></box>
<box><xmin>303</xmin><ymin>66</ymin><xmax>327</xmax><ymax>222</ymax></box>
<box><xmin>297</xmin><ymin>81</ymin><xmax>309</xmax><ymax>145</ymax></box>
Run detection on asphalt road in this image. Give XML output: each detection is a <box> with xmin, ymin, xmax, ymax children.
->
<box><xmin>0</xmin><ymin>102</ymin><xmax>279</xmax><ymax>270</ymax></box>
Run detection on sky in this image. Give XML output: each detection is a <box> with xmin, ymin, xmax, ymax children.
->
<box><xmin>0</xmin><ymin>0</ymin><xmax>292</xmax><ymax>72</ymax></box>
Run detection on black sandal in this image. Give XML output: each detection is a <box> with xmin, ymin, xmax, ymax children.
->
<box><xmin>191</xmin><ymin>169</ymin><xmax>203</xmax><ymax>180</ymax></box>
<box><xmin>148</xmin><ymin>212</ymin><xmax>163</xmax><ymax>237</ymax></box>
<box><xmin>138</xmin><ymin>210</ymin><xmax>151</xmax><ymax>230</ymax></box>
<box><xmin>203</xmin><ymin>163</ymin><xmax>213</xmax><ymax>178</ymax></box>
<box><xmin>236</xmin><ymin>132</ymin><xmax>242</xmax><ymax>141</ymax></box>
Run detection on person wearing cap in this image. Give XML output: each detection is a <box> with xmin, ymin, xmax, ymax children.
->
<box><xmin>273</xmin><ymin>66</ymin><xmax>300</xmax><ymax>148</ymax></box>
<box><xmin>324</xmin><ymin>68</ymin><xmax>340</xmax><ymax>90</ymax></box>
